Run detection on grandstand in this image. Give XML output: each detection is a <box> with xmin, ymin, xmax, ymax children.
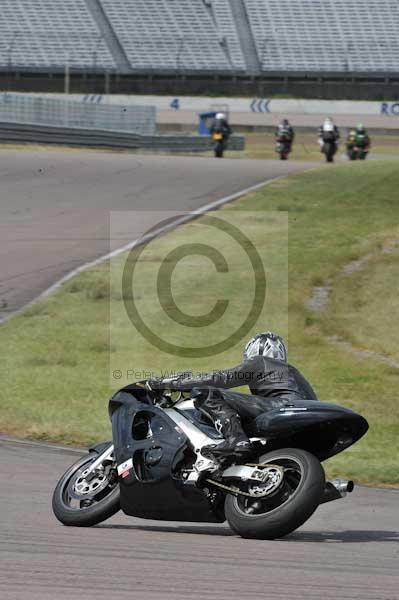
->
<box><xmin>245</xmin><ymin>0</ymin><xmax>399</xmax><ymax>73</ymax></box>
<box><xmin>0</xmin><ymin>0</ymin><xmax>398</xmax><ymax>97</ymax></box>
<box><xmin>100</xmin><ymin>0</ymin><xmax>245</xmax><ymax>72</ymax></box>
<box><xmin>0</xmin><ymin>0</ymin><xmax>115</xmax><ymax>70</ymax></box>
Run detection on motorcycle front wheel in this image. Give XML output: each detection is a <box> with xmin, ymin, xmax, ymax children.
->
<box><xmin>224</xmin><ymin>448</ymin><xmax>325</xmax><ymax>539</ymax></box>
<box><xmin>52</xmin><ymin>447</ymin><xmax>120</xmax><ymax>527</ymax></box>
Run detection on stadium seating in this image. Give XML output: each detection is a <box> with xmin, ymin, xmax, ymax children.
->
<box><xmin>0</xmin><ymin>0</ymin><xmax>398</xmax><ymax>74</ymax></box>
<box><xmin>100</xmin><ymin>0</ymin><xmax>245</xmax><ymax>72</ymax></box>
<box><xmin>0</xmin><ymin>0</ymin><xmax>115</xmax><ymax>70</ymax></box>
<box><xmin>244</xmin><ymin>0</ymin><xmax>399</xmax><ymax>72</ymax></box>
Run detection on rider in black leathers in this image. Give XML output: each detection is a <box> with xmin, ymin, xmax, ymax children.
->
<box><xmin>275</xmin><ymin>119</ymin><xmax>295</xmax><ymax>143</ymax></box>
<box><xmin>149</xmin><ymin>332</ymin><xmax>317</xmax><ymax>462</ymax></box>
<box><xmin>318</xmin><ymin>117</ymin><xmax>340</xmax><ymax>146</ymax></box>
<box><xmin>210</xmin><ymin>112</ymin><xmax>232</xmax><ymax>138</ymax></box>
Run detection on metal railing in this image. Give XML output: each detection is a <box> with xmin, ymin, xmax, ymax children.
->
<box><xmin>0</xmin><ymin>93</ymin><xmax>156</xmax><ymax>134</ymax></box>
<box><xmin>0</xmin><ymin>121</ymin><xmax>245</xmax><ymax>152</ymax></box>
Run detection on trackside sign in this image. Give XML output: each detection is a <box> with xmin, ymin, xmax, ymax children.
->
<box><xmin>9</xmin><ymin>93</ymin><xmax>399</xmax><ymax>117</ymax></box>
<box><xmin>381</xmin><ymin>102</ymin><xmax>399</xmax><ymax>115</ymax></box>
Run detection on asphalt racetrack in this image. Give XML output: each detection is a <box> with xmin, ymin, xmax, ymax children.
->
<box><xmin>1</xmin><ymin>149</ymin><xmax>398</xmax><ymax>599</ymax></box>
<box><xmin>0</xmin><ymin>438</ymin><xmax>398</xmax><ymax>600</ymax></box>
<box><xmin>0</xmin><ymin>149</ymin><xmax>314</xmax><ymax>322</ymax></box>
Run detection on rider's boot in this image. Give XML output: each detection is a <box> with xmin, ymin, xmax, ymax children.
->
<box><xmin>198</xmin><ymin>400</ymin><xmax>252</xmax><ymax>461</ymax></box>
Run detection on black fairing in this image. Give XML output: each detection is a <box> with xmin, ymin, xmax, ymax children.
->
<box><xmin>109</xmin><ymin>385</ymin><xmax>223</xmax><ymax>523</ymax></box>
<box><xmin>248</xmin><ymin>399</ymin><xmax>369</xmax><ymax>461</ymax></box>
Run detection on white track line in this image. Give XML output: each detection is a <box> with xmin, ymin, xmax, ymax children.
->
<box><xmin>0</xmin><ymin>434</ymin><xmax>84</xmax><ymax>453</ymax></box>
<box><xmin>0</xmin><ymin>174</ymin><xmax>288</xmax><ymax>325</ymax></box>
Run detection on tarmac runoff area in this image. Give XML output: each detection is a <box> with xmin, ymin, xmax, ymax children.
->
<box><xmin>0</xmin><ymin>149</ymin><xmax>315</xmax><ymax>322</ymax></box>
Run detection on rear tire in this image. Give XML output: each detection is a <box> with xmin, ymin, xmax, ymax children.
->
<box><xmin>225</xmin><ymin>448</ymin><xmax>325</xmax><ymax>539</ymax></box>
<box><xmin>52</xmin><ymin>450</ymin><xmax>120</xmax><ymax>527</ymax></box>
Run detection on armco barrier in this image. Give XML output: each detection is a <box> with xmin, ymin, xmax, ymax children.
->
<box><xmin>0</xmin><ymin>122</ymin><xmax>245</xmax><ymax>152</ymax></box>
<box><xmin>0</xmin><ymin>93</ymin><xmax>156</xmax><ymax>135</ymax></box>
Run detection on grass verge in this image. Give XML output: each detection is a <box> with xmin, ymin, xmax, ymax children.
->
<box><xmin>235</xmin><ymin>133</ymin><xmax>399</xmax><ymax>162</ymax></box>
<box><xmin>1</xmin><ymin>160</ymin><xmax>399</xmax><ymax>485</ymax></box>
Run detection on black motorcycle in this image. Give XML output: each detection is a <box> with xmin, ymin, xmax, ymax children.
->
<box><xmin>212</xmin><ymin>129</ymin><xmax>228</xmax><ymax>158</ymax></box>
<box><xmin>52</xmin><ymin>383</ymin><xmax>368</xmax><ymax>539</ymax></box>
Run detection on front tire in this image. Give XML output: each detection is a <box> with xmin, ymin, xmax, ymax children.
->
<box><xmin>225</xmin><ymin>448</ymin><xmax>325</xmax><ymax>539</ymax></box>
<box><xmin>52</xmin><ymin>449</ymin><xmax>120</xmax><ymax>527</ymax></box>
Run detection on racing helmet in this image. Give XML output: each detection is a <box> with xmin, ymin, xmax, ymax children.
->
<box><xmin>282</xmin><ymin>119</ymin><xmax>289</xmax><ymax>127</ymax></box>
<box><xmin>356</xmin><ymin>123</ymin><xmax>365</xmax><ymax>133</ymax></box>
<box><xmin>323</xmin><ymin>117</ymin><xmax>334</xmax><ymax>132</ymax></box>
<box><xmin>243</xmin><ymin>332</ymin><xmax>288</xmax><ymax>362</ymax></box>
<box><xmin>215</xmin><ymin>112</ymin><xmax>226</xmax><ymax>120</ymax></box>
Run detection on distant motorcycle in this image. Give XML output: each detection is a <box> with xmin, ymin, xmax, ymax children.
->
<box><xmin>347</xmin><ymin>129</ymin><xmax>370</xmax><ymax>161</ymax></box>
<box><xmin>52</xmin><ymin>381</ymin><xmax>368</xmax><ymax>540</ymax></box>
<box><xmin>347</xmin><ymin>136</ymin><xmax>369</xmax><ymax>160</ymax></box>
<box><xmin>275</xmin><ymin>135</ymin><xmax>292</xmax><ymax>160</ymax></box>
<box><xmin>212</xmin><ymin>130</ymin><xmax>227</xmax><ymax>158</ymax></box>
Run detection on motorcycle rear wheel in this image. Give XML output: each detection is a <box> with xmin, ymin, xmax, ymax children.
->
<box><xmin>224</xmin><ymin>448</ymin><xmax>325</xmax><ymax>539</ymax></box>
<box><xmin>52</xmin><ymin>449</ymin><xmax>120</xmax><ymax>527</ymax></box>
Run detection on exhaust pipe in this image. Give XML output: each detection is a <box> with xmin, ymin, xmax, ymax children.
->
<box><xmin>320</xmin><ymin>479</ymin><xmax>354</xmax><ymax>504</ymax></box>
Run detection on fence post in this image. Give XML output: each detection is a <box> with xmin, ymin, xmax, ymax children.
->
<box><xmin>105</xmin><ymin>70</ymin><xmax>110</xmax><ymax>96</ymax></box>
<box><xmin>64</xmin><ymin>56</ymin><xmax>70</xmax><ymax>95</ymax></box>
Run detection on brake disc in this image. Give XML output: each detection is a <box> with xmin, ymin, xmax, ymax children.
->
<box><xmin>246</xmin><ymin>466</ymin><xmax>284</xmax><ymax>497</ymax></box>
<box><xmin>67</xmin><ymin>466</ymin><xmax>111</xmax><ymax>500</ymax></box>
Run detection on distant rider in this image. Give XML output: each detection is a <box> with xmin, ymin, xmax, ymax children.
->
<box><xmin>318</xmin><ymin>117</ymin><xmax>340</xmax><ymax>149</ymax></box>
<box><xmin>275</xmin><ymin>119</ymin><xmax>295</xmax><ymax>156</ymax></box>
<box><xmin>275</xmin><ymin>119</ymin><xmax>295</xmax><ymax>144</ymax></box>
<box><xmin>149</xmin><ymin>332</ymin><xmax>317</xmax><ymax>462</ymax></box>
<box><xmin>210</xmin><ymin>112</ymin><xmax>232</xmax><ymax>139</ymax></box>
<box><xmin>347</xmin><ymin>123</ymin><xmax>370</xmax><ymax>150</ymax></box>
